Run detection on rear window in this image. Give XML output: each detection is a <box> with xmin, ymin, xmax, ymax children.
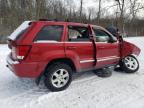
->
<box><xmin>34</xmin><ymin>25</ymin><xmax>63</xmax><ymax>41</ymax></box>
<box><xmin>8</xmin><ymin>21</ymin><xmax>31</xmax><ymax>40</ymax></box>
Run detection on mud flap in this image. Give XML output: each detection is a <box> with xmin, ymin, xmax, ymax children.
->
<box><xmin>35</xmin><ymin>75</ymin><xmax>42</xmax><ymax>85</ymax></box>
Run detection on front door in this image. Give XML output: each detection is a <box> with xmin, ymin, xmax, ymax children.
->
<box><xmin>92</xmin><ymin>26</ymin><xmax>120</xmax><ymax>68</ymax></box>
<box><xmin>65</xmin><ymin>24</ymin><xmax>95</xmax><ymax>70</ymax></box>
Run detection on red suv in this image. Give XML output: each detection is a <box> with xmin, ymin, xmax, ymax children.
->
<box><xmin>7</xmin><ymin>20</ymin><xmax>141</xmax><ymax>91</ymax></box>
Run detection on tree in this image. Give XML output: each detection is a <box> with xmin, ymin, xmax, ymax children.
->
<box><xmin>97</xmin><ymin>0</ymin><xmax>102</xmax><ymax>23</ymax></box>
<box><xmin>0</xmin><ymin>0</ymin><xmax>144</xmax><ymax>43</ymax></box>
<box><xmin>115</xmin><ymin>0</ymin><xmax>126</xmax><ymax>34</ymax></box>
<box><xmin>79</xmin><ymin>0</ymin><xmax>83</xmax><ymax>21</ymax></box>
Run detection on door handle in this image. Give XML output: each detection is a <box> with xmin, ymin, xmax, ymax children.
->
<box><xmin>66</xmin><ymin>46</ymin><xmax>76</xmax><ymax>50</ymax></box>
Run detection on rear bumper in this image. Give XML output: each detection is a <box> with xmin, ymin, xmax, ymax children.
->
<box><xmin>6</xmin><ymin>55</ymin><xmax>46</xmax><ymax>78</ymax></box>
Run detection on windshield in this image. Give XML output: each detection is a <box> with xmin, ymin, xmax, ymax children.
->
<box><xmin>8</xmin><ymin>21</ymin><xmax>31</xmax><ymax>40</ymax></box>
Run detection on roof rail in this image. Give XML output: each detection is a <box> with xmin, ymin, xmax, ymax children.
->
<box><xmin>39</xmin><ymin>18</ymin><xmax>70</xmax><ymax>22</ymax></box>
<box><xmin>39</xmin><ymin>19</ymin><xmax>61</xmax><ymax>21</ymax></box>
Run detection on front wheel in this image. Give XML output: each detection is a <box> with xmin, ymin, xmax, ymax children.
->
<box><xmin>120</xmin><ymin>55</ymin><xmax>139</xmax><ymax>73</ymax></box>
<box><xmin>44</xmin><ymin>62</ymin><xmax>72</xmax><ymax>92</ymax></box>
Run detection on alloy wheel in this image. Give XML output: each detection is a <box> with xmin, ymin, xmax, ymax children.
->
<box><xmin>51</xmin><ymin>69</ymin><xmax>69</xmax><ymax>88</ymax></box>
<box><xmin>124</xmin><ymin>56</ymin><xmax>138</xmax><ymax>70</ymax></box>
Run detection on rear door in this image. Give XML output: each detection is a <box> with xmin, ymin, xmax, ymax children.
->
<box><xmin>92</xmin><ymin>26</ymin><xmax>120</xmax><ymax>68</ymax></box>
<box><xmin>65</xmin><ymin>24</ymin><xmax>95</xmax><ymax>70</ymax></box>
<box><xmin>30</xmin><ymin>23</ymin><xmax>66</xmax><ymax>63</ymax></box>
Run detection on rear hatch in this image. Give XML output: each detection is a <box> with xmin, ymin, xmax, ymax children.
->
<box><xmin>7</xmin><ymin>21</ymin><xmax>32</xmax><ymax>61</ymax></box>
<box><xmin>8</xmin><ymin>21</ymin><xmax>31</xmax><ymax>41</ymax></box>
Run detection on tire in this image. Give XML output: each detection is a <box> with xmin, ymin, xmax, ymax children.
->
<box><xmin>44</xmin><ymin>62</ymin><xmax>72</xmax><ymax>92</ymax></box>
<box><xmin>120</xmin><ymin>55</ymin><xmax>139</xmax><ymax>73</ymax></box>
<box><xmin>93</xmin><ymin>68</ymin><xmax>112</xmax><ymax>77</ymax></box>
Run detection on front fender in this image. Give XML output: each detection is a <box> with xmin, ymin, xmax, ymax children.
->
<box><xmin>121</xmin><ymin>40</ymin><xmax>141</xmax><ymax>58</ymax></box>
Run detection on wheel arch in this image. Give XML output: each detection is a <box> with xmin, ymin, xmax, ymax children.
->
<box><xmin>119</xmin><ymin>54</ymin><xmax>139</xmax><ymax>73</ymax></box>
<box><xmin>36</xmin><ymin>57</ymin><xmax>77</xmax><ymax>85</ymax></box>
<box><xmin>44</xmin><ymin>58</ymin><xmax>77</xmax><ymax>74</ymax></box>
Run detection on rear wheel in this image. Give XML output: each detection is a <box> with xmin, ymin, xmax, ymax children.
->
<box><xmin>44</xmin><ymin>62</ymin><xmax>72</xmax><ymax>92</ymax></box>
<box><xmin>120</xmin><ymin>55</ymin><xmax>139</xmax><ymax>73</ymax></box>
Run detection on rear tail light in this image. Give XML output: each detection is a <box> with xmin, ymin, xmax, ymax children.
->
<box><xmin>12</xmin><ymin>45</ymin><xmax>31</xmax><ymax>61</ymax></box>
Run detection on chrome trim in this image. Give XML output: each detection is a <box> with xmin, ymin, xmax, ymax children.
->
<box><xmin>97</xmin><ymin>56</ymin><xmax>120</xmax><ymax>62</ymax></box>
<box><xmin>97</xmin><ymin>56</ymin><xmax>119</xmax><ymax>59</ymax></box>
<box><xmin>80</xmin><ymin>59</ymin><xmax>95</xmax><ymax>63</ymax></box>
<box><xmin>95</xmin><ymin>41</ymin><xmax>118</xmax><ymax>44</ymax></box>
<box><xmin>80</xmin><ymin>56</ymin><xmax>120</xmax><ymax>63</ymax></box>
<box><xmin>34</xmin><ymin>41</ymin><xmax>92</xmax><ymax>43</ymax></box>
<box><xmin>34</xmin><ymin>40</ymin><xmax>58</xmax><ymax>43</ymax></box>
<box><xmin>17</xmin><ymin>56</ymin><xmax>24</xmax><ymax>60</ymax></box>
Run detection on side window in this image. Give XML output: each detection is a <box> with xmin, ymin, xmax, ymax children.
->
<box><xmin>93</xmin><ymin>28</ymin><xmax>111</xmax><ymax>42</ymax></box>
<box><xmin>35</xmin><ymin>25</ymin><xmax>63</xmax><ymax>41</ymax></box>
<box><xmin>68</xmin><ymin>26</ymin><xmax>90</xmax><ymax>41</ymax></box>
